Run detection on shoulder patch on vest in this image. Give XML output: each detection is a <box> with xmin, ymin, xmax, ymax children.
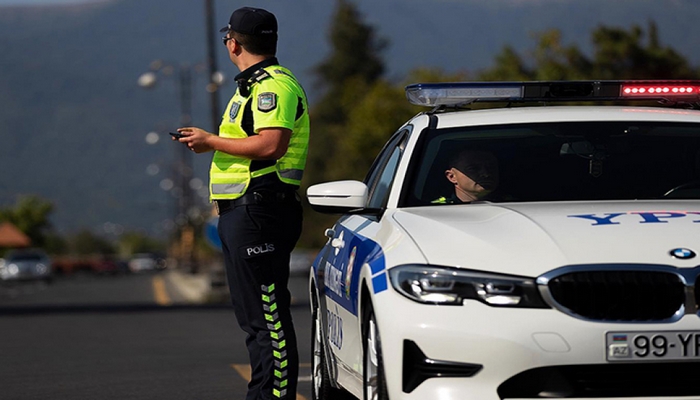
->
<box><xmin>229</xmin><ymin>101</ymin><xmax>242</xmax><ymax>122</ymax></box>
<box><xmin>257</xmin><ymin>92</ymin><xmax>277</xmax><ymax>112</ymax></box>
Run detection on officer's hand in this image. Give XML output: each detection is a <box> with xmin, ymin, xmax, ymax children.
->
<box><xmin>177</xmin><ymin>127</ymin><xmax>214</xmax><ymax>153</ymax></box>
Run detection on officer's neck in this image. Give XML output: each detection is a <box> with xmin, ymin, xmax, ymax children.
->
<box><xmin>234</xmin><ymin>57</ymin><xmax>280</xmax><ymax>84</ymax></box>
<box><xmin>234</xmin><ymin>54</ymin><xmax>273</xmax><ymax>73</ymax></box>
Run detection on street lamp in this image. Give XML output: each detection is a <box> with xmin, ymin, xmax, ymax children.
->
<box><xmin>139</xmin><ymin>61</ymin><xmax>194</xmax><ymax>227</ymax></box>
<box><xmin>138</xmin><ymin>61</ymin><xmax>224</xmax><ymax>272</ymax></box>
<box><xmin>143</xmin><ymin>130</ymin><xmax>178</xmax><ymax>241</ymax></box>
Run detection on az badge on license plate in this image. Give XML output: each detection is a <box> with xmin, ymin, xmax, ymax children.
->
<box><xmin>606</xmin><ymin>331</ymin><xmax>700</xmax><ymax>362</ymax></box>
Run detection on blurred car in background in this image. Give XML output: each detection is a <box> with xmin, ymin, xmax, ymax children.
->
<box><xmin>128</xmin><ymin>253</ymin><xmax>166</xmax><ymax>273</ymax></box>
<box><xmin>0</xmin><ymin>248</ymin><xmax>53</xmax><ymax>283</ymax></box>
<box><xmin>93</xmin><ymin>255</ymin><xmax>130</xmax><ymax>275</ymax></box>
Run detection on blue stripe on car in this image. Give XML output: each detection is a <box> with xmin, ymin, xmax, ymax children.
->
<box><xmin>312</xmin><ymin>223</ymin><xmax>385</xmax><ymax>316</ymax></box>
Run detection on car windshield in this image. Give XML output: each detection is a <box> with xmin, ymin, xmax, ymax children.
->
<box><xmin>7</xmin><ymin>251</ymin><xmax>46</xmax><ymax>261</ymax></box>
<box><xmin>403</xmin><ymin>121</ymin><xmax>700</xmax><ymax>206</ymax></box>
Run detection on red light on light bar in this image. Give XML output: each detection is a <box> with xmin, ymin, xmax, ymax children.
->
<box><xmin>621</xmin><ymin>84</ymin><xmax>700</xmax><ymax>97</ymax></box>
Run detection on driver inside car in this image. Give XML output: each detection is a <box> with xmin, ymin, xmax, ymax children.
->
<box><xmin>433</xmin><ymin>149</ymin><xmax>500</xmax><ymax>204</ymax></box>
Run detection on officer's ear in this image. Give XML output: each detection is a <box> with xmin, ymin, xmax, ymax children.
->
<box><xmin>445</xmin><ymin>169</ymin><xmax>458</xmax><ymax>185</ymax></box>
<box><xmin>231</xmin><ymin>39</ymin><xmax>245</xmax><ymax>56</ymax></box>
<box><xmin>225</xmin><ymin>36</ymin><xmax>240</xmax><ymax>54</ymax></box>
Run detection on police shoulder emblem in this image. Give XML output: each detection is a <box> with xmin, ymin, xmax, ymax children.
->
<box><xmin>229</xmin><ymin>101</ymin><xmax>242</xmax><ymax>122</ymax></box>
<box><xmin>257</xmin><ymin>92</ymin><xmax>277</xmax><ymax>112</ymax></box>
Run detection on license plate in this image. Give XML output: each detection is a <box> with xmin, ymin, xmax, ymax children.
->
<box><xmin>606</xmin><ymin>331</ymin><xmax>700</xmax><ymax>361</ymax></box>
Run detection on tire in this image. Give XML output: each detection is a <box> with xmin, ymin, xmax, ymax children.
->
<box><xmin>363</xmin><ymin>301</ymin><xmax>389</xmax><ymax>400</ymax></box>
<box><xmin>311</xmin><ymin>288</ymin><xmax>345</xmax><ymax>400</ymax></box>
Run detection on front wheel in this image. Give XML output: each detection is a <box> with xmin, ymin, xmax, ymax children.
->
<box><xmin>363</xmin><ymin>302</ymin><xmax>389</xmax><ymax>400</ymax></box>
<box><xmin>311</xmin><ymin>288</ymin><xmax>344</xmax><ymax>400</ymax></box>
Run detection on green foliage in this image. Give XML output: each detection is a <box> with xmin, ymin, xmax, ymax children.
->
<box><xmin>0</xmin><ymin>195</ymin><xmax>54</xmax><ymax>248</ymax></box>
<box><xmin>44</xmin><ymin>233</ymin><xmax>69</xmax><ymax>255</ymax></box>
<box><xmin>335</xmin><ymin>81</ymin><xmax>410</xmax><ymax>180</ymax></box>
<box><xmin>118</xmin><ymin>231</ymin><xmax>165</xmax><ymax>256</ymax></box>
<box><xmin>479</xmin><ymin>46</ymin><xmax>533</xmax><ymax>81</ymax></box>
<box><xmin>590</xmin><ymin>22</ymin><xmax>695</xmax><ymax>79</ymax></box>
<box><xmin>313</xmin><ymin>0</ymin><xmax>386</xmax><ymax>107</ymax></box>
<box><xmin>306</xmin><ymin>0</ymin><xmax>388</xmax><ymax>185</ymax></box>
<box><xmin>70</xmin><ymin>229</ymin><xmax>116</xmax><ymax>256</ymax></box>
<box><xmin>478</xmin><ymin>22</ymin><xmax>698</xmax><ymax>81</ymax></box>
<box><xmin>301</xmin><ymin>0</ymin><xmax>389</xmax><ymax>248</ymax></box>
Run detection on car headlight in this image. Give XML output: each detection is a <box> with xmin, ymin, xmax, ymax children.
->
<box><xmin>389</xmin><ymin>265</ymin><xmax>549</xmax><ymax>308</ymax></box>
<box><xmin>35</xmin><ymin>263</ymin><xmax>48</xmax><ymax>275</ymax></box>
<box><xmin>0</xmin><ymin>263</ymin><xmax>19</xmax><ymax>278</ymax></box>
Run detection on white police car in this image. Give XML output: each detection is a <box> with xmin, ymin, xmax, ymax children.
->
<box><xmin>307</xmin><ymin>81</ymin><xmax>700</xmax><ymax>400</ymax></box>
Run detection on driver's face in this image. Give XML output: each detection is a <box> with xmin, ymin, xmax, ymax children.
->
<box><xmin>457</xmin><ymin>159</ymin><xmax>499</xmax><ymax>191</ymax></box>
<box><xmin>446</xmin><ymin>166</ymin><xmax>496</xmax><ymax>202</ymax></box>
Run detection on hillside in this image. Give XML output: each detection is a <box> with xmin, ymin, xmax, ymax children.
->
<box><xmin>0</xmin><ymin>0</ymin><xmax>699</xmax><ymax>239</ymax></box>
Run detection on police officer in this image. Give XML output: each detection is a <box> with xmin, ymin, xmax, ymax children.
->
<box><xmin>433</xmin><ymin>149</ymin><xmax>499</xmax><ymax>204</ymax></box>
<box><xmin>176</xmin><ymin>6</ymin><xmax>309</xmax><ymax>400</ymax></box>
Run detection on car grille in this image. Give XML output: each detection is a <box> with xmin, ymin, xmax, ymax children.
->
<box><xmin>498</xmin><ymin>363</ymin><xmax>700</xmax><ymax>398</ymax></box>
<box><xmin>546</xmin><ymin>270</ymin><xmax>686</xmax><ymax>321</ymax></box>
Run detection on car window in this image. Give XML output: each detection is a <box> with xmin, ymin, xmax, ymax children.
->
<box><xmin>365</xmin><ymin>130</ymin><xmax>409</xmax><ymax>209</ymax></box>
<box><xmin>402</xmin><ymin>121</ymin><xmax>700</xmax><ymax>206</ymax></box>
<box><xmin>7</xmin><ymin>251</ymin><xmax>47</xmax><ymax>261</ymax></box>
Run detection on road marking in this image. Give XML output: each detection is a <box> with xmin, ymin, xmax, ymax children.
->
<box><xmin>166</xmin><ymin>270</ymin><xmax>208</xmax><ymax>303</ymax></box>
<box><xmin>152</xmin><ymin>275</ymin><xmax>171</xmax><ymax>306</ymax></box>
<box><xmin>231</xmin><ymin>363</ymin><xmax>311</xmax><ymax>400</ymax></box>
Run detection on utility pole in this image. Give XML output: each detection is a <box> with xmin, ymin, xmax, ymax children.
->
<box><xmin>204</xmin><ymin>0</ymin><xmax>221</xmax><ymax>134</ymax></box>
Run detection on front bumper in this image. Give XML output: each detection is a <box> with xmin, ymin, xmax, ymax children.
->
<box><xmin>375</xmin><ymin>292</ymin><xmax>700</xmax><ymax>400</ymax></box>
<box><xmin>0</xmin><ymin>263</ymin><xmax>52</xmax><ymax>281</ymax></box>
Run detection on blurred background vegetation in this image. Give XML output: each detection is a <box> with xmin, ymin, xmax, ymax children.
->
<box><xmin>2</xmin><ymin>0</ymin><xmax>699</xmax><ymax>259</ymax></box>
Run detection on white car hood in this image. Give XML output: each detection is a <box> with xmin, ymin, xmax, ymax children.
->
<box><xmin>393</xmin><ymin>200</ymin><xmax>700</xmax><ymax>277</ymax></box>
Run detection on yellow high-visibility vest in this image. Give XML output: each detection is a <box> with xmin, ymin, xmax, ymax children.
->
<box><xmin>210</xmin><ymin>64</ymin><xmax>310</xmax><ymax>200</ymax></box>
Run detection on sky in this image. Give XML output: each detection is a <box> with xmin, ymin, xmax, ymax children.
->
<box><xmin>0</xmin><ymin>0</ymin><xmax>96</xmax><ymax>4</ymax></box>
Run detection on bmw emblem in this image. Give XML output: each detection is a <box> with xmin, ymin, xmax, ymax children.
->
<box><xmin>670</xmin><ymin>248</ymin><xmax>696</xmax><ymax>260</ymax></box>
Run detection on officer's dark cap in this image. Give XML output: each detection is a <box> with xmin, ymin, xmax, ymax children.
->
<box><xmin>219</xmin><ymin>7</ymin><xmax>278</xmax><ymax>36</ymax></box>
<box><xmin>450</xmin><ymin>150</ymin><xmax>498</xmax><ymax>175</ymax></box>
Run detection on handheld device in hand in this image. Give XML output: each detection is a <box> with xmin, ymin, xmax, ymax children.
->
<box><xmin>170</xmin><ymin>132</ymin><xmax>186</xmax><ymax>140</ymax></box>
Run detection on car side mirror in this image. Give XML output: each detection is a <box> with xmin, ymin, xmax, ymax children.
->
<box><xmin>307</xmin><ymin>180</ymin><xmax>370</xmax><ymax>214</ymax></box>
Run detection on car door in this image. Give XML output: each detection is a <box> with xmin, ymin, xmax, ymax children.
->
<box><xmin>318</xmin><ymin>128</ymin><xmax>410</xmax><ymax>382</ymax></box>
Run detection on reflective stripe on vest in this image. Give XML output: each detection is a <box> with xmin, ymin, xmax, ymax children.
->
<box><xmin>211</xmin><ymin>183</ymin><xmax>247</xmax><ymax>195</ymax></box>
<box><xmin>250</xmin><ymin>166</ymin><xmax>304</xmax><ymax>181</ymax></box>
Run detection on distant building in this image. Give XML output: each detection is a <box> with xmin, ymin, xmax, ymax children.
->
<box><xmin>0</xmin><ymin>222</ymin><xmax>31</xmax><ymax>248</ymax></box>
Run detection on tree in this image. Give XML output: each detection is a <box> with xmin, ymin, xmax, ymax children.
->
<box><xmin>118</xmin><ymin>231</ymin><xmax>165</xmax><ymax>256</ymax></box>
<box><xmin>335</xmin><ymin>68</ymin><xmax>469</xmax><ymax>180</ymax></box>
<box><xmin>0</xmin><ymin>195</ymin><xmax>54</xmax><ymax>248</ymax></box>
<box><xmin>478</xmin><ymin>22</ymin><xmax>698</xmax><ymax>81</ymax></box>
<box><xmin>312</xmin><ymin>0</ymin><xmax>386</xmax><ymax>126</ymax></box>
<box><xmin>70</xmin><ymin>229</ymin><xmax>116</xmax><ymax>256</ymax></box>
<box><xmin>590</xmin><ymin>22</ymin><xmax>695</xmax><ymax>79</ymax></box>
<box><xmin>300</xmin><ymin>0</ymin><xmax>388</xmax><ymax>248</ymax></box>
<box><xmin>306</xmin><ymin>0</ymin><xmax>387</xmax><ymax>186</ymax></box>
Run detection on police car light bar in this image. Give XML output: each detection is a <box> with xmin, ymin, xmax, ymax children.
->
<box><xmin>405</xmin><ymin>80</ymin><xmax>700</xmax><ymax>107</ymax></box>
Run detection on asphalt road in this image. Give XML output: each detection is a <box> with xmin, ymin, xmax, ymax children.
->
<box><xmin>0</xmin><ymin>270</ymin><xmax>317</xmax><ymax>400</ymax></box>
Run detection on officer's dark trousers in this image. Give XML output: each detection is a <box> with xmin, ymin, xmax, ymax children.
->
<box><xmin>218</xmin><ymin>198</ymin><xmax>302</xmax><ymax>400</ymax></box>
